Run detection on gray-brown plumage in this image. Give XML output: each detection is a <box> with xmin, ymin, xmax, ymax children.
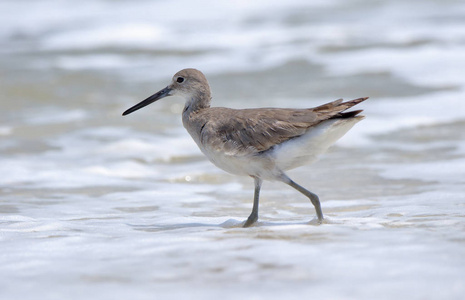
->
<box><xmin>123</xmin><ymin>68</ymin><xmax>368</xmax><ymax>227</ymax></box>
<box><xmin>189</xmin><ymin>98</ymin><xmax>367</xmax><ymax>156</ymax></box>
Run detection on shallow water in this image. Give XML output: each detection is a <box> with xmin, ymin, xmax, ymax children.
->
<box><xmin>1</xmin><ymin>0</ymin><xmax>465</xmax><ymax>299</ymax></box>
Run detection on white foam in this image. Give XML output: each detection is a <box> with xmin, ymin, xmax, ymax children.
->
<box><xmin>25</xmin><ymin>109</ymin><xmax>88</xmax><ymax>125</ymax></box>
<box><xmin>0</xmin><ymin>126</ymin><xmax>12</xmax><ymax>136</ymax></box>
<box><xmin>2</xmin><ymin>1</ymin><xmax>465</xmax><ymax>300</ymax></box>
<box><xmin>379</xmin><ymin>157</ymin><xmax>465</xmax><ymax>184</ymax></box>
<box><xmin>44</xmin><ymin>24</ymin><xmax>164</xmax><ymax>50</ymax></box>
<box><xmin>83</xmin><ymin>162</ymin><xmax>159</xmax><ymax>180</ymax></box>
<box><xmin>98</xmin><ymin>134</ymin><xmax>200</xmax><ymax>162</ymax></box>
<box><xmin>318</xmin><ymin>45</ymin><xmax>465</xmax><ymax>87</ymax></box>
<box><xmin>336</xmin><ymin>89</ymin><xmax>465</xmax><ymax>147</ymax></box>
<box><xmin>53</xmin><ymin>55</ymin><xmax>136</xmax><ymax>70</ymax></box>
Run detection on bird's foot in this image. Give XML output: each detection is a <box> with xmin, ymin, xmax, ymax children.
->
<box><xmin>243</xmin><ymin>214</ymin><xmax>258</xmax><ymax>228</ymax></box>
<box><xmin>309</xmin><ymin>216</ymin><xmax>325</xmax><ymax>225</ymax></box>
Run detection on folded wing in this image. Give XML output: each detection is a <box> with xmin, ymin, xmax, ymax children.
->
<box><xmin>199</xmin><ymin>97</ymin><xmax>368</xmax><ymax>156</ymax></box>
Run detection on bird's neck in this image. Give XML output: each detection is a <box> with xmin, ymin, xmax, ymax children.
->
<box><xmin>181</xmin><ymin>92</ymin><xmax>211</xmax><ymax>147</ymax></box>
<box><xmin>183</xmin><ymin>91</ymin><xmax>211</xmax><ymax>115</ymax></box>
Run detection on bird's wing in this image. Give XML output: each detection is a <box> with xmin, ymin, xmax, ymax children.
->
<box><xmin>198</xmin><ymin>97</ymin><xmax>367</xmax><ymax>156</ymax></box>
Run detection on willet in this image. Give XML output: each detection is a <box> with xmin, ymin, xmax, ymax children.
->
<box><xmin>123</xmin><ymin>68</ymin><xmax>368</xmax><ymax>227</ymax></box>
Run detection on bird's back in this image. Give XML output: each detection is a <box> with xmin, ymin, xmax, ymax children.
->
<box><xmin>185</xmin><ymin>97</ymin><xmax>367</xmax><ymax>158</ymax></box>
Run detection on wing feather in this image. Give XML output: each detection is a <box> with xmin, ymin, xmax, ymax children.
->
<box><xmin>197</xmin><ymin>97</ymin><xmax>368</xmax><ymax>156</ymax></box>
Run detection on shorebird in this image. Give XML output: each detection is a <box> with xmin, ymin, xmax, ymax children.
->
<box><xmin>123</xmin><ymin>68</ymin><xmax>368</xmax><ymax>227</ymax></box>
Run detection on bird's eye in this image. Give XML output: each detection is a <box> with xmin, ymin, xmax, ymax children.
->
<box><xmin>176</xmin><ymin>77</ymin><xmax>184</xmax><ymax>83</ymax></box>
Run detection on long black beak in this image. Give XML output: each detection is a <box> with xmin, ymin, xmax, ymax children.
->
<box><xmin>122</xmin><ymin>86</ymin><xmax>172</xmax><ymax>116</ymax></box>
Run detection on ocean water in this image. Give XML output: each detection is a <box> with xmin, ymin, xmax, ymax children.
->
<box><xmin>1</xmin><ymin>0</ymin><xmax>465</xmax><ymax>299</ymax></box>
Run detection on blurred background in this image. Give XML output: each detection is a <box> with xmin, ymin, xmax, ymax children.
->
<box><xmin>1</xmin><ymin>0</ymin><xmax>465</xmax><ymax>299</ymax></box>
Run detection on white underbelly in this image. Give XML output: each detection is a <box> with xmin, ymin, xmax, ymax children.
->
<box><xmin>190</xmin><ymin>117</ymin><xmax>363</xmax><ymax>180</ymax></box>
<box><xmin>271</xmin><ymin>117</ymin><xmax>363</xmax><ymax>171</ymax></box>
<box><xmin>201</xmin><ymin>146</ymin><xmax>277</xmax><ymax>178</ymax></box>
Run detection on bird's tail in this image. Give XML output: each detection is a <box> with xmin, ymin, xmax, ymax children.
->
<box><xmin>313</xmin><ymin>97</ymin><xmax>369</xmax><ymax>119</ymax></box>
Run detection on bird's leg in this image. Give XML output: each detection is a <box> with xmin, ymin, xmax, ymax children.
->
<box><xmin>243</xmin><ymin>176</ymin><xmax>262</xmax><ymax>227</ymax></box>
<box><xmin>279</xmin><ymin>173</ymin><xmax>324</xmax><ymax>223</ymax></box>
